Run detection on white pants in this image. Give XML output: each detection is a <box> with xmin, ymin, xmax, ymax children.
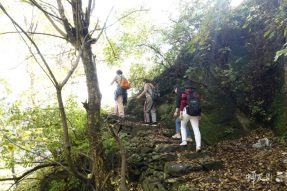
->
<box><xmin>181</xmin><ymin>109</ymin><xmax>201</xmax><ymax>149</ymax></box>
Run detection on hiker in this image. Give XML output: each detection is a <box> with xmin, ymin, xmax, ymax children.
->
<box><xmin>136</xmin><ymin>79</ymin><xmax>157</xmax><ymax>125</ymax></box>
<box><xmin>110</xmin><ymin>69</ymin><xmax>128</xmax><ymax>117</ymax></box>
<box><xmin>172</xmin><ymin>86</ymin><xmax>192</xmax><ymax>142</ymax></box>
<box><xmin>179</xmin><ymin>81</ymin><xmax>202</xmax><ymax>152</ymax></box>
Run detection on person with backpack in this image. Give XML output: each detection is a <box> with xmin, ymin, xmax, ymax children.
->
<box><xmin>172</xmin><ymin>86</ymin><xmax>192</xmax><ymax>142</ymax></box>
<box><xmin>136</xmin><ymin>79</ymin><xmax>157</xmax><ymax>126</ymax></box>
<box><xmin>179</xmin><ymin>81</ymin><xmax>202</xmax><ymax>152</ymax></box>
<box><xmin>111</xmin><ymin>69</ymin><xmax>129</xmax><ymax>117</ymax></box>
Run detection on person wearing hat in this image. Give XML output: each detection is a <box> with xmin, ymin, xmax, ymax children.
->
<box><xmin>179</xmin><ymin>81</ymin><xmax>202</xmax><ymax>152</ymax></box>
<box><xmin>172</xmin><ymin>86</ymin><xmax>192</xmax><ymax>141</ymax></box>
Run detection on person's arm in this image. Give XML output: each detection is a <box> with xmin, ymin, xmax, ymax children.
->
<box><xmin>179</xmin><ymin>93</ymin><xmax>188</xmax><ymax>111</ymax></box>
<box><xmin>137</xmin><ymin>83</ymin><xmax>149</xmax><ymax>99</ymax></box>
<box><xmin>110</xmin><ymin>76</ymin><xmax>117</xmax><ymax>85</ymax></box>
<box><xmin>179</xmin><ymin>93</ymin><xmax>188</xmax><ymax>119</ymax></box>
<box><xmin>173</xmin><ymin>108</ymin><xmax>179</xmax><ymax>117</ymax></box>
<box><xmin>173</xmin><ymin>92</ymin><xmax>181</xmax><ymax>117</ymax></box>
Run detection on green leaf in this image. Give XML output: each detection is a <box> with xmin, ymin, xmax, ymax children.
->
<box><xmin>284</xmin><ymin>27</ymin><xmax>287</xmax><ymax>38</ymax></box>
<box><xmin>274</xmin><ymin>48</ymin><xmax>287</xmax><ymax>62</ymax></box>
<box><xmin>263</xmin><ymin>30</ymin><xmax>271</xmax><ymax>38</ymax></box>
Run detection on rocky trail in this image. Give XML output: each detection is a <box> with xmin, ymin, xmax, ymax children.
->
<box><xmin>107</xmin><ymin>117</ymin><xmax>287</xmax><ymax>191</ymax></box>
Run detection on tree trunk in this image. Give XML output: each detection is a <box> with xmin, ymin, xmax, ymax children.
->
<box><xmin>81</xmin><ymin>44</ymin><xmax>113</xmax><ymax>191</ymax></box>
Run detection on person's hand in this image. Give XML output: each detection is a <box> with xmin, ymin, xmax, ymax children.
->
<box><xmin>136</xmin><ymin>96</ymin><xmax>140</xmax><ymax>99</ymax></box>
<box><xmin>179</xmin><ymin>112</ymin><xmax>183</xmax><ymax>120</ymax></box>
<box><xmin>173</xmin><ymin>111</ymin><xmax>178</xmax><ymax>117</ymax></box>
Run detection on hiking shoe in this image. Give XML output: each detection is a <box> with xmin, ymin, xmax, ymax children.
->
<box><xmin>172</xmin><ymin>133</ymin><xmax>181</xmax><ymax>139</ymax></box>
<box><xmin>142</xmin><ymin>122</ymin><xmax>150</xmax><ymax>126</ymax></box>
<box><xmin>151</xmin><ymin>122</ymin><xmax>157</xmax><ymax>127</ymax></box>
<box><xmin>196</xmin><ymin>148</ymin><xmax>202</xmax><ymax>153</ymax></box>
<box><xmin>187</xmin><ymin>137</ymin><xmax>193</xmax><ymax>142</ymax></box>
<box><xmin>180</xmin><ymin>141</ymin><xmax>187</xmax><ymax>146</ymax></box>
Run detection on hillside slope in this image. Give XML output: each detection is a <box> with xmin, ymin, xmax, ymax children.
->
<box><xmin>113</xmin><ymin>119</ymin><xmax>287</xmax><ymax>190</ymax></box>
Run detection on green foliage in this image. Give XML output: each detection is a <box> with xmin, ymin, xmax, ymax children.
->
<box><xmin>223</xmin><ymin>127</ymin><xmax>235</xmax><ymax>136</ymax></box>
<box><xmin>274</xmin><ymin>47</ymin><xmax>287</xmax><ymax>62</ymax></box>
<box><xmin>185</xmin><ymin>65</ymin><xmax>207</xmax><ymax>84</ymax></box>
<box><xmin>101</xmin><ymin>127</ymin><xmax>118</xmax><ymax>155</ymax></box>
<box><xmin>103</xmin><ymin>8</ymin><xmax>174</xmax><ymax>86</ymax></box>
<box><xmin>48</xmin><ymin>176</ymin><xmax>80</xmax><ymax>191</ymax></box>
<box><xmin>14</xmin><ymin>168</ymin><xmax>81</xmax><ymax>191</ymax></box>
<box><xmin>177</xmin><ymin>184</ymin><xmax>191</xmax><ymax>191</ymax></box>
<box><xmin>129</xmin><ymin>63</ymin><xmax>163</xmax><ymax>89</ymax></box>
<box><xmin>0</xmin><ymin>96</ymin><xmax>88</xmax><ymax>190</ymax></box>
<box><xmin>103</xmin><ymin>40</ymin><xmax>122</xmax><ymax>65</ymax></box>
<box><xmin>0</xmin><ymin>78</ymin><xmax>12</xmax><ymax>97</ymax></box>
<box><xmin>270</xmin><ymin>93</ymin><xmax>287</xmax><ymax>137</ymax></box>
<box><xmin>102</xmin><ymin>9</ymin><xmax>155</xmax><ymax>66</ymax></box>
<box><xmin>167</xmin><ymin>0</ymin><xmax>287</xmax><ymax>122</ymax></box>
<box><xmin>65</xmin><ymin>96</ymin><xmax>89</xmax><ymax>155</ymax></box>
<box><xmin>250</xmin><ymin>99</ymin><xmax>267</xmax><ymax>119</ymax></box>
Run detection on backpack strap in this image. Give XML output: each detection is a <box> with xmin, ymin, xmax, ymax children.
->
<box><xmin>119</xmin><ymin>75</ymin><xmax>125</xmax><ymax>85</ymax></box>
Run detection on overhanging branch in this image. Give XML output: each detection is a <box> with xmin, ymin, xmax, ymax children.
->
<box><xmin>0</xmin><ymin>163</ymin><xmax>60</xmax><ymax>182</ymax></box>
<box><xmin>0</xmin><ymin>31</ymin><xmax>65</xmax><ymax>40</ymax></box>
<box><xmin>0</xmin><ymin>3</ymin><xmax>59</xmax><ymax>87</ymax></box>
<box><xmin>28</xmin><ymin>0</ymin><xmax>66</xmax><ymax>37</ymax></box>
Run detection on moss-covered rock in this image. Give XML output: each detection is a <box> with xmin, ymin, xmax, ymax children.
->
<box><xmin>270</xmin><ymin>62</ymin><xmax>287</xmax><ymax>137</ymax></box>
<box><xmin>195</xmin><ymin>88</ymin><xmax>249</xmax><ymax>144</ymax></box>
<box><xmin>271</xmin><ymin>93</ymin><xmax>287</xmax><ymax>137</ymax></box>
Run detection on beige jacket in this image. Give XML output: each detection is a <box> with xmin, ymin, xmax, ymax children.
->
<box><xmin>138</xmin><ymin>83</ymin><xmax>154</xmax><ymax>98</ymax></box>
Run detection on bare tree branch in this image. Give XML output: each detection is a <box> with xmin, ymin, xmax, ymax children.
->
<box><xmin>93</xmin><ymin>7</ymin><xmax>113</xmax><ymax>43</ymax></box>
<box><xmin>138</xmin><ymin>43</ymin><xmax>172</xmax><ymax>68</ymax></box>
<box><xmin>85</xmin><ymin>0</ymin><xmax>95</xmax><ymax>26</ymax></box>
<box><xmin>106</xmin><ymin>8</ymin><xmax>149</xmax><ymax>28</ymax></box>
<box><xmin>11</xmin><ymin>23</ymin><xmax>57</xmax><ymax>87</ymax></box>
<box><xmin>28</xmin><ymin>0</ymin><xmax>66</xmax><ymax>37</ymax></box>
<box><xmin>60</xmin><ymin>42</ymin><xmax>85</xmax><ymax>87</ymax></box>
<box><xmin>0</xmin><ymin>3</ymin><xmax>59</xmax><ymax>87</ymax></box>
<box><xmin>0</xmin><ymin>31</ymin><xmax>66</xmax><ymax>40</ymax></box>
<box><xmin>56</xmin><ymin>0</ymin><xmax>75</xmax><ymax>42</ymax></box>
<box><xmin>104</xmin><ymin>30</ymin><xmax>117</xmax><ymax>59</ymax></box>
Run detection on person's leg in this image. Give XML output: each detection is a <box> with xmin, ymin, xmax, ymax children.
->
<box><xmin>117</xmin><ymin>95</ymin><xmax>125</xmax><ymax>117</ymax></box>
<box><xmin>150</xmin><ymin>103</ymin><xmax>157</xmax><ymax>123</ymax></box>
<box><xmin>172</xmin><ymin>117</ymin><xmax>181</xmax><ymax>138</ymax></box>
<box><xmin>180</xmin><ymin>113</ymin><xmax>190</xmax><ymax>145</ymax></box>
<box><xmin>113</xmin><ymin>96</ymin><xmax>119</xmax><ymax>116</ymax></box>
<box><xmin>190</xmin><ymin>116</ymin><xmax>201</xmax><ymax>151</ymax></box>
<box><xmin>186</xmin><ymin>126</ymin><xmax>192</xmax><ymax>141</ymax></box>
<box><xmin>176</xmin><ymin>117</ymin><xmax>181</xmax><ymax>133</ymax></box>
<box><xmin>144</xmin><ymin>97</ymin><xmax>152</xmax><ymax>123</ymax></box>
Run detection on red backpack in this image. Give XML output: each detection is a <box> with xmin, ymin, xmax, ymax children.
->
<box><xmin>120</xmin><ymin>77</ymin><xmax>131</xmax><ymax>90</ymax></box>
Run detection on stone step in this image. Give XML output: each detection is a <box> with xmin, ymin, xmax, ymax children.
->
<box><xmin>164</xmin><ymin>160</ymin><xmax>224</xmax><ymax>177</ymax></box>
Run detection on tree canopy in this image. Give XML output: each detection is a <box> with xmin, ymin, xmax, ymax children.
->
<box><xmin>1</xmin><ymin>0</ymin><xmax>287</xmax><ymax>190</ymax></box>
